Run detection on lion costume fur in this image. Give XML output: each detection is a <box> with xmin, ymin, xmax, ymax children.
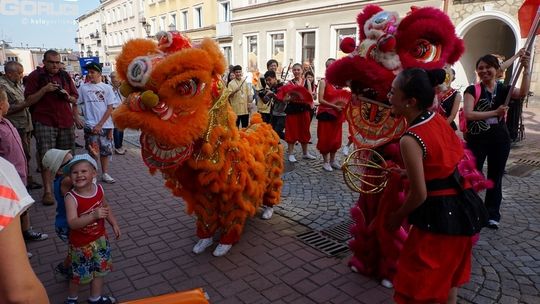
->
<box><xmin>113</xmin><ymin>32</ymin><xmax>284</xmax><ymax>246</ymax></box>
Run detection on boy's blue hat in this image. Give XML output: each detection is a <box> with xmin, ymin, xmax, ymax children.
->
<box><xmin>63</xmin><ymin>154</ymin><xmax>98</xmax><ymax>175</ymax></box>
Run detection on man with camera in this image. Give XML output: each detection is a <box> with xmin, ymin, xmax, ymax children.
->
<box><xmin>261</xmin><ymin>71</ymin><xmax>286</xmax><ymax>140</ymax></box>
<box><xmin>24</xmin><ymin>50</ymin><xmax>82</xmax><ymax>205</ymax></box>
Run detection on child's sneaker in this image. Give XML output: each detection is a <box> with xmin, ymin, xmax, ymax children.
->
<box><xmin>64</xmin><ymin>298</ymin><xmax>78</xmax><ymax>304</ymax></box>
<box><xmin>55</xmin><ymin>262</ymin><xmax>71</xmax><ymax>279</ymax></box>
<box><xmin>23</xmin><ymin>229</ymin><xmax>48</xmax><ymax>241</ymax></box>
<box><xmin>87</xmin><ymin>295</ymin><xmax>116</xmax><ymax>304</ymax></box>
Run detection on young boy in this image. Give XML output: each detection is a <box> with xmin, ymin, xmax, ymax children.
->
<box><xmin>42</xmin><ymin>148</ymin><xmax>73</xmax><ymax>278</ymax></box>
<box><xmin>63</xmin><ymin>154</ymin><xmax>120</xmax><ymax>304</ymax></box>
<box><xmin>78</xmin><ymin>62</ymin><xmax>116</xmax><ymax>183</ymax></box>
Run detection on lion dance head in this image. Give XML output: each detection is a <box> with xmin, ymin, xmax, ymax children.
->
<box><xmin>113</xmin><ymin>31</ymin><xmax>226</xmax><ymax>169</ymax></box>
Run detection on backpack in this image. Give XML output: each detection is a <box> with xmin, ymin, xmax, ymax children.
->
<box><xmin>458</xmin><ymin>83</ymin><xmax>481</xmax><ymax>133</ymax></box>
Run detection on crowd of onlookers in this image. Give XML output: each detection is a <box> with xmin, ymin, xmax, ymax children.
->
<box><xmin>1</xmin><ymin>50</ymin><xmax>124</xmax><ymax>303</ymax></box>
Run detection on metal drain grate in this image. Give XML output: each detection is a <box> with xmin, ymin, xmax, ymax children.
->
<box><xmin>507</xmin><ymin>159</ymin><xmax>540</xmax><ymax>177</ymax></box>
<box><xmin>296</xmin><ymin>230</ymin><xmax>350</xmax><ymax>257</ymax></box>
<box><xmin>321</xmin><ymin>219</ymin><xmax>354</xmax><ymax>242</ymax></box>
<box><xmin>516</xmin><ymin>159</ymin><xmax>540</xmax><ymax>167</ymax></box>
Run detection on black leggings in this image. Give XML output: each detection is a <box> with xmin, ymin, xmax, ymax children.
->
<box><xmin>466</xmin><ymin>138</ymin><xmax>510</xmax><ymax>222</ymax></box>
<box><xmin>236</xmin><ymin>115</ymin><xmax>249</xmax><ymax>128</ymax></box>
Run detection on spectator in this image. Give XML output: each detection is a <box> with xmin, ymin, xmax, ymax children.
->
<box><xmin>0</xmin><ymin>61</ymin><xmax>41</xmax><ymax>190</ymax></box>
<box><xmin>254</xmin><ymin>60</ymin><xmax>280</xmax><ymax>124</ymax></box>
<box><xmin>78</xmin><ymin>62</ymin><xmax>116</xmax><ymax>184</ymax></box>
<box><xmin>0</xmin><ymin>87</ymin><xmax>49</xmax><ymax>254</ymax></box>
<box><xmin>436</xmin><ymin>67</ymin><xmax>460</xmax><ymax>130</ymax></box>
<box><xmin>463</xmin><ymin>52</ymin><xmax>530</xmax><ymax>229</ymax></box>
<box><xmin>42</xmin><ymin>148</ymin><xmax>74</xmax><ymax>279</ymax></box>
<box><xmin>265</xmin><ymin>71</ymin><xmax>286</xmax><ymax>139</ymax></box>
<box><xmin>24</xmin><ymin>50</ymin><xmax>82</xmax><ymax>205</ymax></box>
<box><xmin>0</xmin><ymin>156</ymin><xmax>49</xmax><ymax>304</ymax></box>
<box><xmin>110</xmin><ymin>72</ymin><xmax>126</xmax><ymax>155</ymax></box>
<box><xmin>63</xmin><ymin>154</ymin><xmax>120</xmax><ymax>304</ymax></box>
<box><xmin>227</xmin><ymin>65</ymin><xmax>251</xmax><ymax>128</ymax></box>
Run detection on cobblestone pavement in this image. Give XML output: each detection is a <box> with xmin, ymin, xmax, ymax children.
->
<box><xmin>25</xmin><ymin>102</ymin><xmax>540</xmax><ymax>303</ymax></box>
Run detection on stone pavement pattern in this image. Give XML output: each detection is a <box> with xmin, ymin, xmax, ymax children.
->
<box><xmin>24</xmin><ymin>101</ymin><xmax>540</xmax><ymax>303</ymax></box>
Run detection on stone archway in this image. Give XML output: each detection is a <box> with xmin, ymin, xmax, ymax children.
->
<box><xmin>454</xmin><ymin>11</ymin><xmax>521</xmax><ymax>90</ymax></box>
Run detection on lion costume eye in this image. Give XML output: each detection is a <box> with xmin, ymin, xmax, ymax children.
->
<box><xmin>411</xmin><ymin>39</ymin><xmax>441</xmax><ymax>63</ymax></box>
<box><xmin>127</xmin><ymin>54</ymin><xmax>164</xmax><ymax>88</ymax></box>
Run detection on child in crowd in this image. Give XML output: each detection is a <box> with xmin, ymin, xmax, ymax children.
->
<box><xmin>63</xmin><ymin>154</ymin><xmax>120</xmax><ymax>304</ymax></box>
<box><xmin>42</xmin><ymin>148</ymin><xmax>74</xmax><ymax>278</ymax></box>
<box><xmin>78</xmin><ymin>62</ymin><xmax>116</xmax><ymax>184</ymax></box>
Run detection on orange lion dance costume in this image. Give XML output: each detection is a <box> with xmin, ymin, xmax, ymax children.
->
<box><xmin>113</xmin><ymin>31</ymin><xmax>284</xmax><ymax>257</ymax></box>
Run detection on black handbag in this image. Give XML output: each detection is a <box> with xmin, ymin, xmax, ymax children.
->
<box><xmin>408</xmin><ymin>169</ymin><xmax>489</xmax><ymax>236</ymax></box>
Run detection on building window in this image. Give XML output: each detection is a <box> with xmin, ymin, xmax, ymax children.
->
<box><xmin>194</xmin><ymin>6</ymin><xmax>203</xmax><ymax>28</ymax></box>
<box><xmin>97</xmin><ymin>40</ymin><xmax>102</xmax><ymax>47</ymax></box>
<box><xmin>335</xmin><ymin>28</ymin><xmax>356</xmax><ymax>58</ymax></box>
<box><xmin>270</xmin><ymin>33</ymin><xmax>285</xmax><ymax>70</ymax></box>
<box><xmin>170</xmin><ymin>13</ymin><xmax>177</xmax><ymax>30</ymax></box>
<box><xmin>301</xmin><ymin>31</ymin><xmax>316</xmax><ymax>67</ymax></box>
<box><xmin>160</xmin><ymin>15</ymin><xmax>166</xmax><ymax>31</ymax></box>
<box><xmin>246</xmin><ymin>35</ymin><xmax>258</xmax><ymax>72</ymax></box>
<box><xmin>128</xmin><ymin>2</ymin><xmax>133</xmax><ymax>17</ymax></box>
<box><xmin>7</xmin><ymin>56</ymin><xmax>19</xmax><ymax>62</ymax></box>
<box><xmin>151</xmin><ymin>18</ymin><xmax>157</xmax><ymax>34</ymax></box>
<box><xmin>222</xmin><ymin>46</ymin><xmax>232</xmax><ymax>67</ymax></box>
<box><xmin>219</xmin><ymin>1</ymin><xmax>230</xmax><ymax>22</ymax></box>
<box><xmin>182</xmin><ymin>11</ymin><xmax>188</xmax><ymax>30</ymax></box>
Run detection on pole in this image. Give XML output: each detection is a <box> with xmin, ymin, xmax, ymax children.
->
<box><xmin>504</xmin><ymin>7</ymin><xmax>540</xmax><ymax>106</ymax></box>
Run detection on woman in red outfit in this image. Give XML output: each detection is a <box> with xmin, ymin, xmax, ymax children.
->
<box><xmin>386</xmin><ymin>68</ymin><xmax>487</xmax><ymax>304</ymax></box>
<box><xmin>316</xmin><ymin>58</ymin><xmax>346</xmax><ymax>171</ymax></box>
<box><xmin>285</xmin><ymin>63</ymin><xmax>316</xmax><ymax>162</ymax></box>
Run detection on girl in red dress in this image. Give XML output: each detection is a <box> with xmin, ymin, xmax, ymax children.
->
<box><xmin>285</xmin><ymin>63</ymin><xmax>316</xmax><ymax>162</ymax></box>
<box><xmin>316</xmin><ymin>58</ymin><xmax>346</xmax><ymax>171</ymax></box>
<box><xmin>387</xmin><ymin>68</ymin><xmax>487</xmax><ymax>304</ymax></box>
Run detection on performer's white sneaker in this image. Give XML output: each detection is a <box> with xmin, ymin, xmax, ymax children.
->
<box><xmin>342</xmin><ymin>145</ymin><xmax>350</xmax><ymax>156</ymax></box>
<box><xmin>331</xmin><ymin>161</ymin><xmax>341</xmax><ymax>170</ymax></box>
<box><xmin>261</xmin><ymin>206</ymin><xmax>274</xmax><ymax>219</ymax></box>
<box><xmin>303</xmin><ymin>153</ymin><xmax>317</xmax><ymax>160</ymax></box>
<box><xmin>381</xmin><ymin>279</ymin><xmax>394</xmax><ymax>289</ymax></box>
<box><xmin>288</xmin><ymin>154</ymin><xmax>297</xmax><ymax>162</ymax></box>
<box><xmin>213</xmin><ymin>244</ymin><xmax>232</xmax><ymax>257</ymax></box>
<box><xmin>192</xmin><ymin>238</ymin><xmax>213</xmax><ymax>254</ymax></box>
<box><xmin>322</xmin><ymin>163</ymin><xmax>333</xmax><ymax>172</ymax></box>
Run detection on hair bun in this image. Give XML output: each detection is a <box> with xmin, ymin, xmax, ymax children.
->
<box><xmin>426</xmin><ymin>69</ymin><xmax>446</xmax><ymax>87</ymax></box>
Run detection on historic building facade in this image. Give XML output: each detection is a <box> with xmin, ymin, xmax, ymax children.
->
<box><xmin>230</xmin><ymin>0</ymin><xmax>444</xmax><ymax>79</ymax></box>
<box><xmin>448</xmin><ymin>0</ymin><xmax>539</xmax><ymax>93</ymax></box>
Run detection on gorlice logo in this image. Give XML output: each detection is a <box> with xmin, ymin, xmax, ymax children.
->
<box><xmin>0</xmin><ymin>0</ymin><xmax>78</xmax><ymax>16</ymax></box>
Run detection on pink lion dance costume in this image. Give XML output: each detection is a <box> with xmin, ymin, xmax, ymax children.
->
<box><xmin>326</xmin><ymin>5</ymin><xmax>466</xmax><ymax>286</ymax></box>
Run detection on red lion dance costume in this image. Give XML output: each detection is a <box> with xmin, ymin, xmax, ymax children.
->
<box><xmin>113</xmin><ymin>31</ymin><xmax>284</xmax><ymax>257</ymax></box>
<box><xmin>326</xmin><ymin>5</ymin><xmax>465</xmax><ymax>286</ymax></box>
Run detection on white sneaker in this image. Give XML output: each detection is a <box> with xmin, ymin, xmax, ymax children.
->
<box><xmin>303</xmin><ymin>153</ymin><xmax>316</xmax><ymax>160</ymax></box>
<box><xmin>27</xmin><ymin>252</ymin><xmax>33</xmax><ymax>259</ymax></box>
<box><xmin>331</xmin><ymin>161</ymin><xmax>341</xmax><ymax>170</ymax></box>
<box><xmin>288</xmin><ymin>154</ymin><xmax>297</xmax><ymax>162</ymax></box>
<box><xmin>342</xmin><ymin>145</ymin><xmax>350</xmax><ymax>156</ymax></box>
<box><xmin>261</xmin><ymin>206</ymin><xmax>274</xmax><ymax>219</ymax></box>
<box><xmin>322</xmin><ymin>163</ymin><xmax>333</xmax><ymax>172</ymax></box>
<box><xmin>102</xmin><ymin>173</ymin><xmax>116</xmax><ymax>184</ymax></box>
<box><xmin>192</xmin><ymin>237</ymin><xmax>213</xmax><ymax>254</ymax></box>
<box><xmin>115</xmin><ymin>147</ymin><xmax>126</xmax><ymax>155</ymax></box>
<box><xmin>213</xmin><ymin>243</ymin><xmax>232</xmax><ymax>257</ymax></box>
<box><xmin>381</xmin><ymin>279</ymin><xmax>393</xmax><ymax>288</ymax></box>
